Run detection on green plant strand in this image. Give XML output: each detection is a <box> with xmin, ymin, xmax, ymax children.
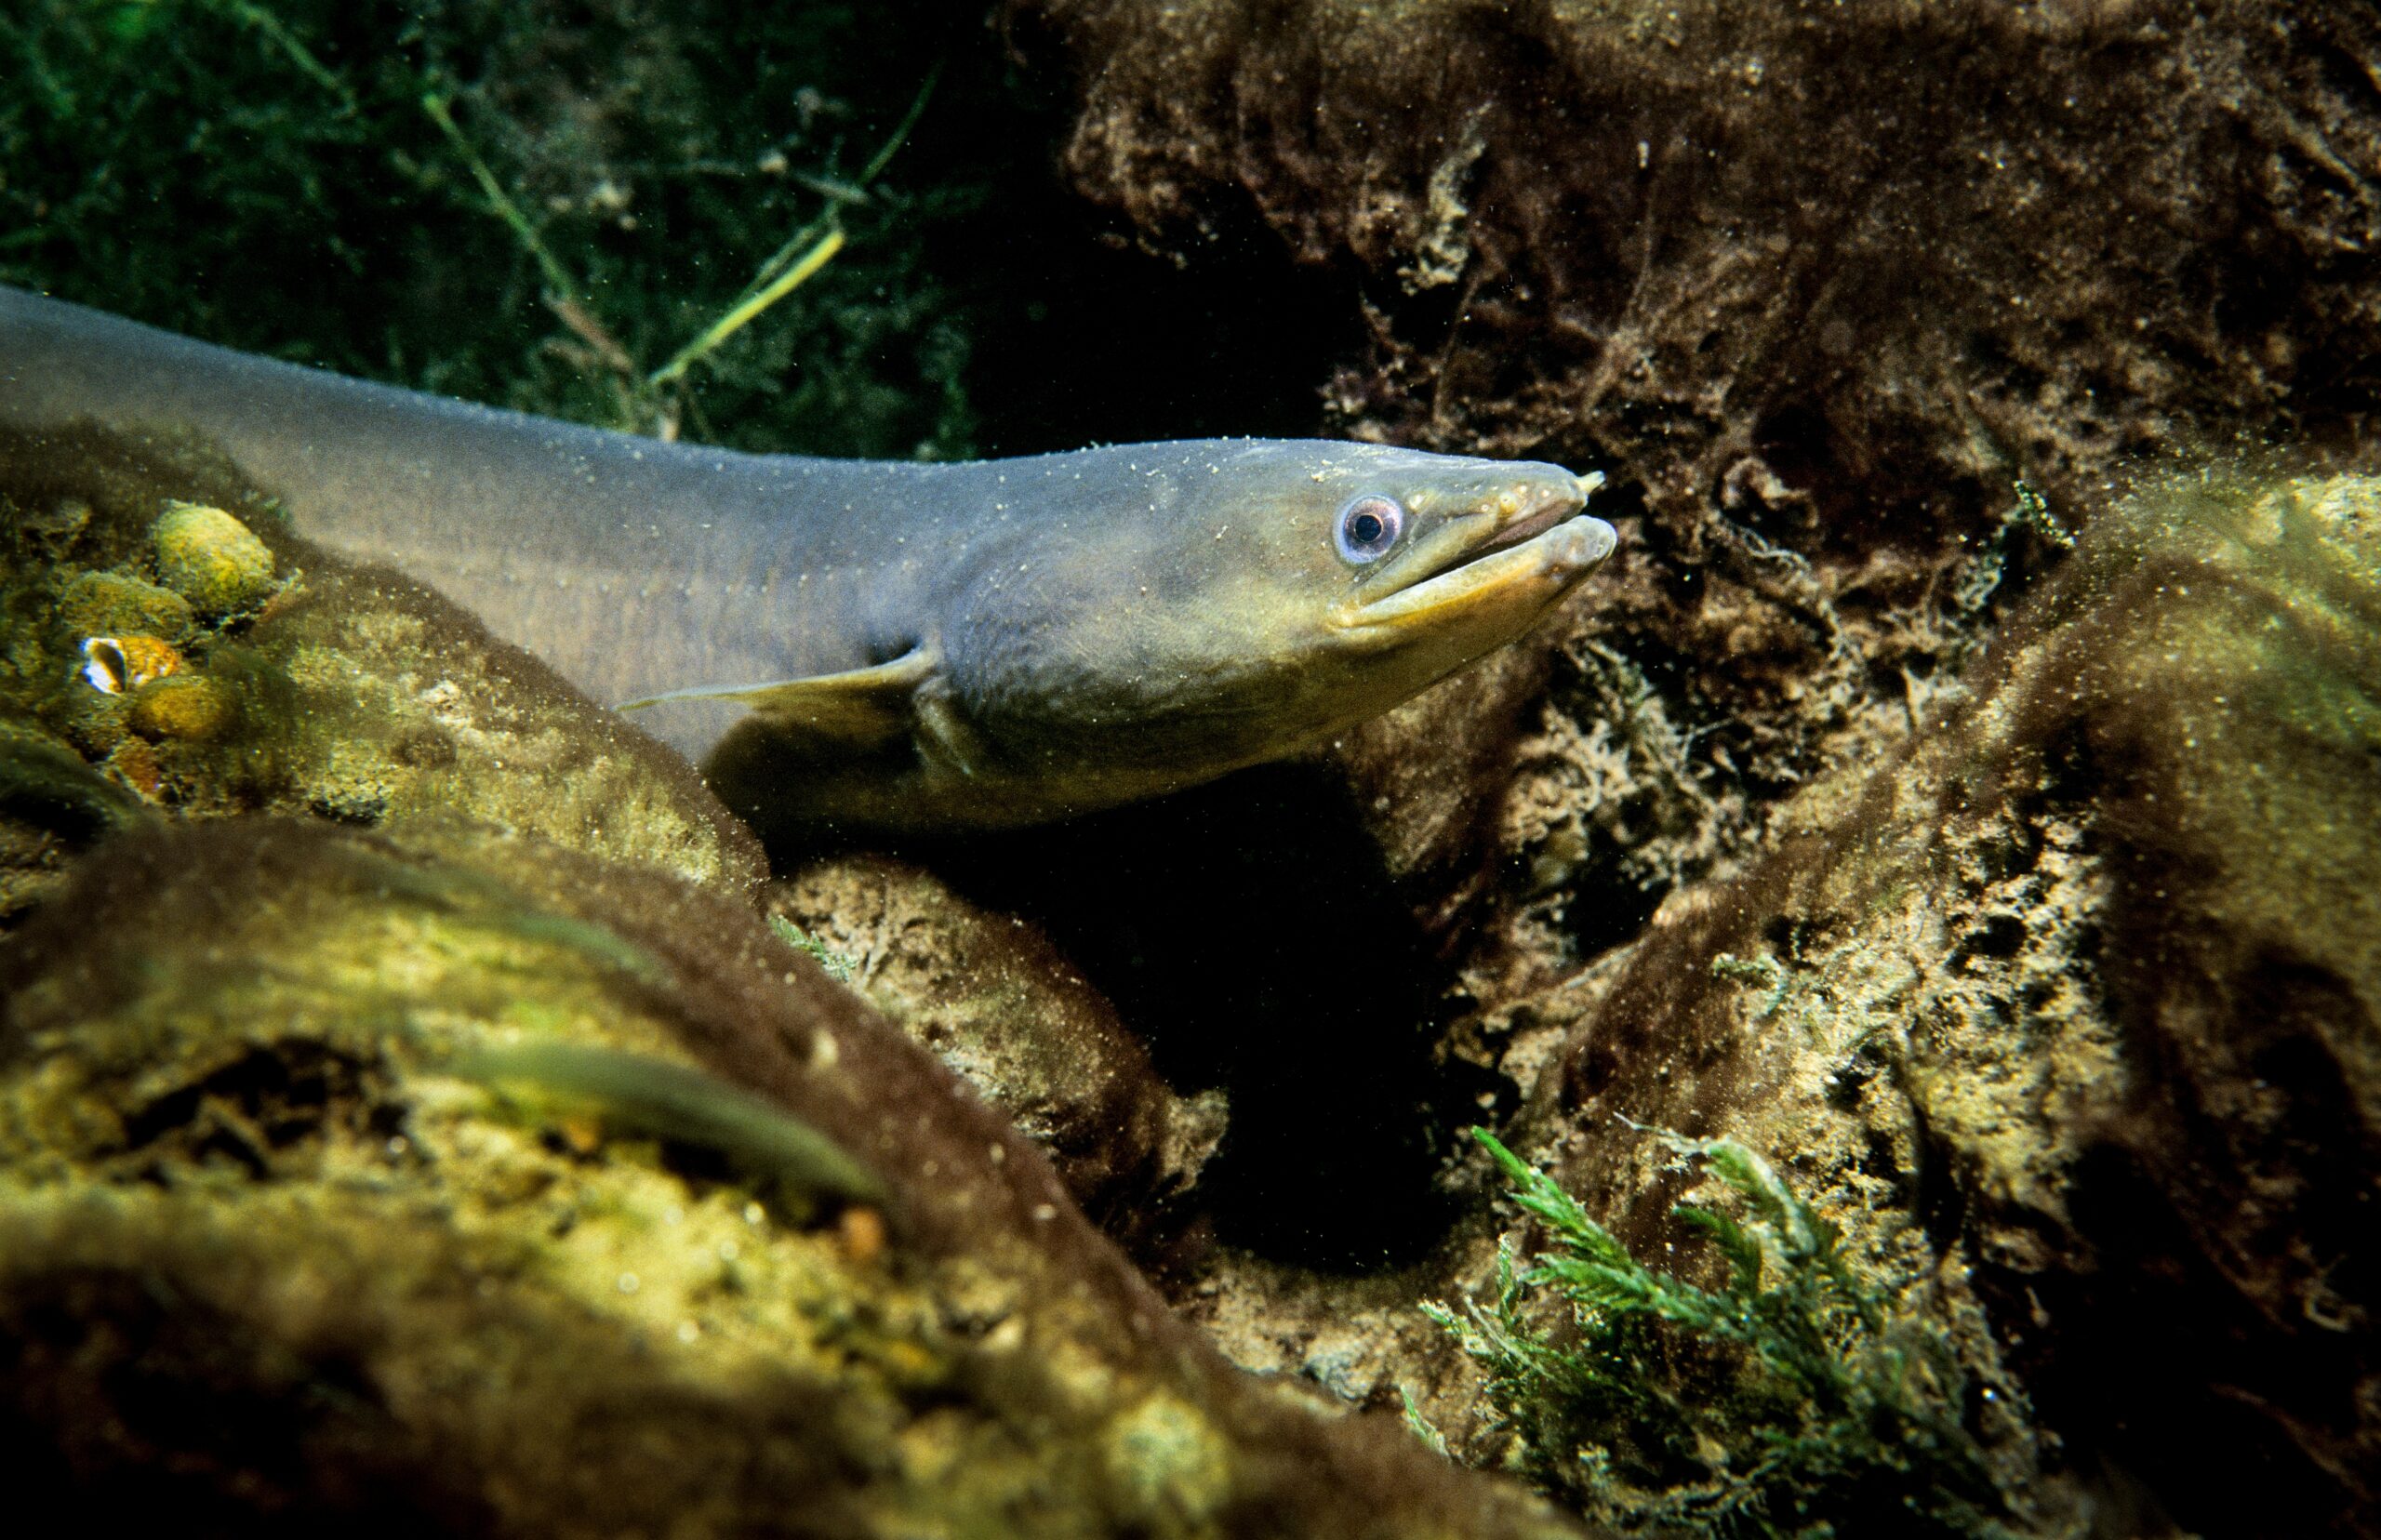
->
<box><xmin>421</xmin><ymin>91</ymin><xmax>579</xmax><ymax>303</ymax></box>
<box><xmin>649</xmin><ymin>224</ymin><xmax>845</xmax><ymax>388</ymax></box>
<box><xmin>1423</xmin><ymin>1125</ymin><xmax>2015</xmax><ymax>1537</ymax></box>
<box><xmin>654</xmin><ymin>62</ymin><xmax>944</xmax><ymax>389</ymax></box>
<box><xmin>224</xmin><ymin>0</ymin><xmax>352</xmax><ymax>107</ymax></box>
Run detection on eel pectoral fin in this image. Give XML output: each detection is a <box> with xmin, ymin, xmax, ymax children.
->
<box><xmin>618</xmin><ymin>646</ymin><xmax>936</xmax><ymax>750</ymax></box>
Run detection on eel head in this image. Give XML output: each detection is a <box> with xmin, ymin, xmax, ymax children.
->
<box><xmin>945</xmin><ymin>439</ymin><xmax>1617</xmax><ymax>790</ymax></box>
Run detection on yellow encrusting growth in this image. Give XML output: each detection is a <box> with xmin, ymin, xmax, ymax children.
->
<box><xmin>151</xmin><ymin>500</ymin><xmax>278</xmax><ymax>617</ymax></box>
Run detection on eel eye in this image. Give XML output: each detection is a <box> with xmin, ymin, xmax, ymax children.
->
<box><xmin>1335</xmin><ymin>493</ymin><xmax>1405</xmax><ymax>564</ymax></box>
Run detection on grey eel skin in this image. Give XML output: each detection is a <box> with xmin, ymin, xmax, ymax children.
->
<box><xmin>0</xmin><ymin>286</ymin><xmax>1616</xmax><ymax>835</ymax></box>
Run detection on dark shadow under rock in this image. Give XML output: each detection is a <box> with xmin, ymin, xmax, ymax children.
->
<box><xmin>896</xmin><ymin>761</ymin><xmax>1500</xmax><ymax>1270</ymax></box>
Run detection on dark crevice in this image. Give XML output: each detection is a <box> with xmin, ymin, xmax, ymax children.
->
<box><xmin>895</xmin><ymin>761</ymin><xmax>1466</xmax><ymax>1269</ymax></box>
<box><xmin>118</xmin><ymin>1042</ymin><xmax>378</xmax><ymax>1165</ymax></box>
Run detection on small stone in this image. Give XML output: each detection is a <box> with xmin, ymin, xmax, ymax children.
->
<box><xmin>152</xmin><ymin>502</ymin><xmax>277</xmax><ymax>617</ymax></box>
<box><xmin>106</xmin><ymin>737</ymin><xmax>164</xmax><ymax>799</ymax></box>
<box><xmin>1100</xmin><ymin>1393</ymin><xmax>1230</xmax><ymax>1532</ymax></box>
<box><xmin>309</xmin><ymin>784</ymin><xmax>391</xmax><ymax>826</ymax></box>
<box><xmin>56</xmin><ymin>571</ymin><xmax>195</xmax><ymax>644</ymax></box>
<box><xmin>127</xmin><ymin>674</ymin><xmax>233</xmax><ymax>741</ymax></box>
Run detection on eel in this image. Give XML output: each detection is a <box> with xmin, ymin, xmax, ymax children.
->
<box><xmin>0</xmin><ymin>286</ymin><xmax>1616</xmax><ymax>834</ymax></box>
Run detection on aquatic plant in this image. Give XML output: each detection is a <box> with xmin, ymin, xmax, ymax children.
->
<box><xmin>1423</xmin><ymin>1126</ymin><xmax>2015</xmax><ymax>1538</ymax></box>
<box><xmin>767</xmin><ymin>912</ymin><xmax>860</xmax><ymax>984</ymax></box>
<box><xmin>451</xmin><ymin>1040</ymin><xmax>888</xmax><ymax>1211</ymax></box>
<box><xmin>0</xmin><ymin>0</ymin><xmax>983</xmax><ymax>458</ymax></box>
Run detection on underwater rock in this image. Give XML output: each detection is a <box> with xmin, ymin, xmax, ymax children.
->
<box><xmin>773</xmin><ymin>854</ymin><xmax>1229</xmax><ymax>1264</ymax></box>
<box><xmin>1016</xmin><ymin>0</ymin><xmax>2381</xmax><ymax>968</ymax></box>
<box><xmin>150</xmin><ymin>499</ymin><xmax>278</xmax><ymax>617</ymax></box>
<box><xmin>55</xmin><ymin>570</ymin><xmax>193</xmax><ymax>643</ymax></box>
<box><xmin>1455</xmin><ymin>469</ymin><xmax>2381</xmax><ymax>1537</ymax></box>
<box><xmin>0</xmin><ymin>816</ymin><xmax>1581</xmax><ymax>1539</ymax></box>
<box><xmin>0</xmin><ymin>721</ymin><xmax>149</xmax><ymax>924</ymax></box>
<box><xmin>125</xmin><ymin>671</ymin><xmax>231</xmax><ymax>741</ymax></box>
<box><xmin>1025</xmin><ymin>0</ymin><xmax>2375</xmax><ymax>517</ymax></box>
<box><xmin>0</xmin><ymin>422</ymin><xmax>765</xmax><ymax>903</ymax></box>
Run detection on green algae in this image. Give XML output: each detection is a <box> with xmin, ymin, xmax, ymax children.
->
<box><xmin>452</xmin><ymin>1041</ymin><xmax>889</xmax><ymax>1210</ymax></box>
<box><xmin>0</xmin><ymin>0</ymin><xmax>986</xmax><ymax>461</ymax></box>
<box><xmin>0</xmin><ymin>720</ymin><xmax>148</xmax><ymax>838</ymax></box>
<box><xmin>769</xmin><ymin>911</ymin><xmax>862</xmax><ymax>984</ymax></box>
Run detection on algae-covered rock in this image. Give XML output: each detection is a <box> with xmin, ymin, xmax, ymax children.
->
<box><xmin>150</xmin><ymin>499</ymin><xmax>278</xmax><ymax>616</ymax></box>
<box><xmin>1439</xmin><ymin>468</ymin><xmax>2381</xmax><ymax>1538</ymax></box>
<box><xmin>0</xmin><ymin>816</ymin><xmax>1580</xmax><ymax>1539</ymax></box>
<box><xmin>125</xmin><ymin>671</ymin><xmax>231</xmax><ymax>741</ymax></box>
<box><xmin>0</xmin><ymin>721</ymin><xmax>150</xmax><ymax>924</ymax></box>
<box><xmin>774</xmin><ymin>854</ymin><xmax>1229</xmax><ymax>1262</ymax></box>
<box><xmin>1012</xmin><ymin>0</ymin><xmax>2381</xmax><ymax>1083</ymax></box>
<box><xmin>1021</xmin><ymin>0</ymin><xmax>2377</xmax><ymax>567</ymax></box>
<box><xmin>54</xmin><ymin>569</ymin><xmax>194</xmax><ymax>642</ymax></box>
<box><xmin>0</xmin><ymin>422</ymin><xmax>765</xmax><ymax>902</ymax></box>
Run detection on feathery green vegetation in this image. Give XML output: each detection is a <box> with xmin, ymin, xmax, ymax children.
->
<box><xmin>1423</xmin><ymin>1126</ymin><xmax>2017</xmax><ymax>1538</ymax></box>
<box><xmin>768</xmin><ymin>913</ymin><xmax>859</xmax><ymax>984</ymax></box>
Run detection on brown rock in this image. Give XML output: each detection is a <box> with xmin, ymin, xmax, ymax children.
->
<box><xmin>772</xmin><ymin>853</ymin><xmax>1229</xmax><ymax>1263</ymax></box>
<box><xmin>0</xmin><ymin>815</ymin><xmax>1585</xmax><ymax>1539</ymax></box>
<box><xmin>1495</xmin><ymin>468</ymin><xmax>2381</xmax><ymax>1537</ymax></box>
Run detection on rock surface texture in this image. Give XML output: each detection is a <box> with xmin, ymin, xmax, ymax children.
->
<box><xmin>772</xmin><ymin>854</ymin><xmax>1229</xmax><ymax>1262</ymax></box>
<box><xmin>0</xmin><ymin>816</ymin><xmax>1579</xmax><ymax>1538</ymax></box>
<box><xmin>1517</xmin><ymin>471</ymin><xmax>2381</xmax><ymax>1537</ymax></box>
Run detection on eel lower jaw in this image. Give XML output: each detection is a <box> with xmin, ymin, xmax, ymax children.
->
<box><xmin>1333</xmin><ymin>513</ymin><xmax>1618</xmax><ymax>636</ymax></box>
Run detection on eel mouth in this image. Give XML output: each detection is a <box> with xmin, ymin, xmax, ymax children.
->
<box><xmin>1337</xmin><ymin>471</ymin><xmax>1616</xmax><ymax>634</ymax></box>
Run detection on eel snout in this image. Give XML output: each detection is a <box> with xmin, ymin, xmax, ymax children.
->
<box><xmin>1338</xmin><ymin>468</ymin><xmax>1616</xmax><ymax>634</ymax></box>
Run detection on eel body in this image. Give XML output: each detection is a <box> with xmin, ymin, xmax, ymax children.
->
<box><xmin>0</xmin><ymin>286</ymin><xmax>1615</xmax><ymax>834</ymax></box>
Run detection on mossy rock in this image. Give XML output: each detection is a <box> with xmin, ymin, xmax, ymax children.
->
<box><xmin>53</xmin><ymin>569</ymin><xmax>195</xmax><ymax>643</ymax></box>
<box><xmin>126</xmin><ymin>673</ymin><xmax>233</xmax><ymax>741</ymax></box>
<box><xmin>151</xmin><ymin>500</ymin><xmax>277</xmax><ymax>617</ymax></box>
<box><xmin>0</xmin><ymin>815</ymin><xmax>1581</xmax><ymax>1539</ymax></box>
<box><xmin>1484</xmin><ymin>467</ymin><xmax>2381</xmax><ymax>1538</ymax></box>
<box><xmin>774</xmin><ymin>854</ymin><xmax>1230</xmax><ymax>1262</ymax></box>
<box><xmin>0</xmin><ymin>422</ymin><xmax>765</xmax><ymax>903</ymax></box>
